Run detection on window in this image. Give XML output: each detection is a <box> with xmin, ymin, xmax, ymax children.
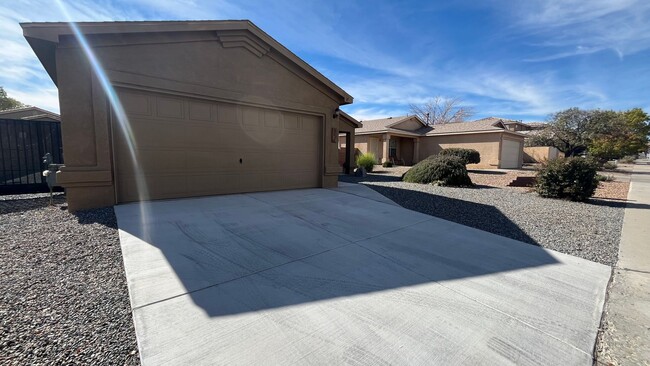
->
<box><xmin>389</xmin><ymin>139</ymin><xmax>397</xmax><ymax>158</ymax></box>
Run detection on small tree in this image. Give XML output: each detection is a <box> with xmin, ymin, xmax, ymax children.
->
<box><xmin>409</xmin><ymin>96</ymin><xmax>474</xmax><ymax>125</ymax></box>
<box><xmin>0</xmin><ymin>87</ymin><xmax>25</xmax><ymax>111</ymax></box>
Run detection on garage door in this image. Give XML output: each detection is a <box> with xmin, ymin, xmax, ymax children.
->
<box><xmin>113</xmin><ymin>89</ymin><xmax>322</xmax><ymax>203</ymax></box>
<box><xmin>500</xmin><ymin>139</ymin><xmax>522</xmax><ymax>169</ymax></box>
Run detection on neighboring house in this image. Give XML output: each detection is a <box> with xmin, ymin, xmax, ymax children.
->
<box><xmin>501</xmin><ymin>119</ymin><xmax>547</xmax><ymax>136</ymax></box>
<box><xmin>0</xmin><ymin>106</ymin><xmax>61</xmax><ymax>122</ymax></box>
<box><xmin>354</xmin><ymin>116</ymin><xmax>526</xmax><ymax>169</ymax></box>
<box><xmin>23</xmin><ymin>20</ymin><xmax>355</xmax><ymax>211</ymax></box>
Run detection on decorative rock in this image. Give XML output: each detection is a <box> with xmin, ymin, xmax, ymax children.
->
<box><xmin>354</xmin><ymin>167</ymin><xmax>367</xmax><ymax>177</ymax></box>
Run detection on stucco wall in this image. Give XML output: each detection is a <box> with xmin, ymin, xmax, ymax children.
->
<box><xmin>524</xmin><ymin>146</ymin><xmax>560</xmax><ymax>163</ymax></box>
<box><xmin>354</xmin><ymin>135</ymin><xmax>383</xmax><ymax>162</ymax></box>
<box><xmin>418</xmin><ymin>133</ymin><xmax>503</xmax><ymax>169</ymax></box>
<box><xmin>53</xmin><ymin>30</ymin><xmax>347</xmax><ymax>211</ymax></box>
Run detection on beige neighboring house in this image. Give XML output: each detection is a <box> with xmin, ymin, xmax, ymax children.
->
<box><xmin>0</xmin><ymin>106</ymin><xmax>61</xmax><ymax>122</ymax></box>
<box><xmin>22</xmin><ymin>20</ymin><xmax>356</xmax><ymax>211</ymax></box>
<box><xmin>354</xmin><ymin>116</ymin><xmax>526</xmax><ymax>169</ymax></box>
<box><xmin>501</xmin><ymin>119</ymin><xmax>547</xmax><ymax>135</ymax></box>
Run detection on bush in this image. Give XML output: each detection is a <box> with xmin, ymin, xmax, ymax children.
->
<box><xmin>439</xmin><ymin>148</ymin><xmax>481</xmax><ymax>165</ymax></box>
<box><xmin>535</xmin><ymin>157</ymin><xmax>599</xmax><ymax>201</ymax></box>
<box><xmin>619</xmin><ymin>155</ymin><xmax>636</xmax><ymax>164</ymax></box>
<box><xmin>403</xmin><ymin>155</ymin><xmax>473</xmax><ymax>186</ymax></box>
<box><xmin>382</xmin><ymin>161</ymin><xmax>394</xmax><ymax>168</ymax></box>
<box><xmin>601</xmin><ymin>161</ymin><xmax>617</xmax><ymax>170</ymax></box>
<box><xmin>595</xmin><ymin>174</ymin><xmax>614</xmax><ymax>182</ymax></box>
<box><xmin>356</xmin><ymin>152</ymin><xmax>377</xmax><ymax>172</ymax></box>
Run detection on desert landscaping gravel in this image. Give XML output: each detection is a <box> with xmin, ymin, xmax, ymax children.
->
<box><xmin>0</xmin><ymin>193</ymin><xmax>139</xmax><ymax>365</ymax></box>
<box><xmin>341</xmin><ymin>173</ymin><xmax>626</xmax><ymax>266</ymax></box>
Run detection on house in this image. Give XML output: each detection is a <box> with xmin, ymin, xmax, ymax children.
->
<box><xmin>22</xmin><ymin>20</ymin><xmax>355</xmax><ymax>211</ymax></box>
<box><xmin>354</xmin><ymin>116</ymin><xmax>526</xmax><ymax>169</ymax></box>
<box><xmin>0</xmin><ymin>106</ymin><xmax>61</xmax><ymax>121</ymax></box>
<box><xmin>501</xmin><ymin>119</ymin><xmax>547</xmax><ymax>136</ymax></box>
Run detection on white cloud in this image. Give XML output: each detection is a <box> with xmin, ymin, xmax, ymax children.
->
<box><xmin>506</xmin><ymin>0</ymin><xmax>650</xmax><ymax>60</ymax></box>
<box><xmin>341</xmin><ymin>106</ymin><xmax>408</xmax><ymax>121</ymax></box>
<box><xmin>6</xmin><ymin>86</ymin><xmax>60</xmax><ymax>112</ymax></box>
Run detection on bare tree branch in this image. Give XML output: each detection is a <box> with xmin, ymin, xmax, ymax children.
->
<box><xmin>408</xmin><ymin>96</ymin><xmax>474</xmax><ymax>125</ymax></box>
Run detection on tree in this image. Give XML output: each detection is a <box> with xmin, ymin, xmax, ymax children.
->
<box><xmin>0</xmin><ymin>87</ymin><xmax>25</xmax><ymax>111</ymax></box>
<box><xmin>589</xmin><ymin>108</ymin><xmax>650</xmax><ymax>160</ymax></box>
<box><xmin>542</xmin><ymin>107</ymin><xmax>594</xmax><ymax>157</ymax></box>
<box><xmin>409</xmin><ymin>96</ymin><xmax>474</xmax><ymax>125</ymax></box>
<box><xmin>528</xmin><ymin>107</ymin><xmax>650</xmax><ymax>159</ymax></box>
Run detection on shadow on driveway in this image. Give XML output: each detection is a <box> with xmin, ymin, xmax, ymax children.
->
<box><xmin>115</xmin><ymin>188</ymin><xmax>559</xmax><ymax>318</ymax></box>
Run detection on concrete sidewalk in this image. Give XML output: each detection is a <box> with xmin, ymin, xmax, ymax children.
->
<box><xmin>597</xmin><ymin>160</ymin><xmax>650</xmax><ymax>365</ymax></box>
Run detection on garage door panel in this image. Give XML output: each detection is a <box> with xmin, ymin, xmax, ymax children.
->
<box><xmin>117</xmin><ymin>175</ymin><xmax>188</xmax><ymax>203</ymax></box>
<box><xmin>116</xmin><ymin>149</ymin><xmax>188</xmax><ymax>174</ymax></box>
<box><xmin>155</xmin><ymin>96</ymin><xmax>185</xmax><ymax>119</ymax></box>
<box><xmin>188</xmin><ymin>101</ymin><xmax>212</xmax><ymax>121</ymax></box>
<box><xmin>114</xmin><ymin>89</ymin><xmax>321</xmax><ymax>203</ymax></box>
<box><xmin>115</xmin><ymin>118</ymin><xmax>189</xmax><ymax>149</ymax></box>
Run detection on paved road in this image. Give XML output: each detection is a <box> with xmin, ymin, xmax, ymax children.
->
<box><xmin>598</xmin><ymin>160</ymin><xmax>650</xmax><ymax>365</ymax></box>
<box><xmin>116</xmin><ymin>185</ymin><xmax>610</xmax><ymax>365</ymax></box>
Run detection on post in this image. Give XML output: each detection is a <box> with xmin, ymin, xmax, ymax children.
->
<box><xmin>381</xmin><ymin>134</ymin><xmax>390</xmax><ymax>163</ymax></box>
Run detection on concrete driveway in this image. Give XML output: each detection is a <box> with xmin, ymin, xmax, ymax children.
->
<box><xmin>115</xmin><ymin>183</ymin><xmax>611</xmax><ymax>365</ymax></box>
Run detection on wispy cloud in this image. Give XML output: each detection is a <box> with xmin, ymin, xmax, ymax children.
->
<box><xmin>505</xmin><ymin>0</ymin><xmax>650</xmax><ymax>61</ymax></box>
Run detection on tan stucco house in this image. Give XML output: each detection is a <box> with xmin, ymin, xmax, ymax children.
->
<box><xmin>22</xmin><ymin>20</ymin><xmax>355</xmax><ymax>211</ymax></box>
<box><xmin>0</xmin><ymin>106</ymin><xmax>61</xmax><ymax>122</ymax></box>
<box><xmin>354</xmin><ymin>116</ymin><xmax>525</xmax><ymax>169</ymax></box>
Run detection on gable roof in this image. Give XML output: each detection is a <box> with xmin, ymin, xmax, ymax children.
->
<box><xmin>339</xmin><ymin>110</ymin><xmax>361</xmax><ymax>128</ymax></box>
<box><xmin>356</xmin><ymin>115</ymin><xmax>426</xmax><ymax>135</ymax></box>
<box><xmin>0</xmin><ymin>106</ymin><xmax>61</xmax><ymax>121</ymax></box>
<box><xmin>424</xmin><ymin>117</ymin><xmax>507</xmax><ymax>135</ymax></box>
<box><xmin>21</xmin><ymin>20</ymin><xmax>352</xmax><ymax>105</ymax></box>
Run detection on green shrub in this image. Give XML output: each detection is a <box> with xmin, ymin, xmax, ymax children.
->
<box><xmin>356</xmin><ymin>152</ymin><xmax>377</xmax><ymax>172</ymax></box>
<box><xmin>535</xmin><ymin>157</ymin><xmax>599</xmax><ymax>201</ymax></box>
<box><xmin>595</xmin><ymin>174</ymin><xmax>614</xmax><ymax>182</ymax></box>
<box><xmin>382</xmin><ymin>161</ymin><xmax>394</xmax><ymax>168</ymax></box>
<box><xmin>403</xmin><ymin>155</ymin><xmax>473</xmax><ymax>186</ymax></box>
<box><xmin>601</xmin><ymin>161</ymin><xmax>617</xmax><ymax>170</ymax></box>
<box><xmin>619</xmin><ymin>155</ymin><xmax>636</xmax><ymax>164</ymax></box>
<box><xmin>439</xmin><ymin>148</ymin><xmax>481</xmax><ymax>165</ymax></box>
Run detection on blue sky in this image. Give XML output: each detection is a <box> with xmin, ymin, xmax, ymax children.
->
<box><xmin>2</xmin><ymin>0</ymin><xmax>649</xmax><ymax>122</ymax></box>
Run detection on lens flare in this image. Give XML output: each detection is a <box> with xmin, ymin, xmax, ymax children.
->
<box><xmin>56</xmin><ymin>1</ymin><xmax>151</xmax><ymax>238</ymax></box>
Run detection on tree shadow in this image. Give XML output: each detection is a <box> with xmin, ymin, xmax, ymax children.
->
<box><xmin>468</xmin><ymin>170</ymin><xmax>508</xmax><ymax>175</ymax></box>
<box><xmin>360</xmin><ymin>184</ymin><xmax>539</xmax><ymax>246</ymax></box>
<box><xmin>587</xmin><ymin>199</ymin><xmax>650</xmax><ymax>210</ymax></box>
<box><xmin>116</xmin><ymin>188</ymin><xmax>557</xmax><ymax>318</ymax></box>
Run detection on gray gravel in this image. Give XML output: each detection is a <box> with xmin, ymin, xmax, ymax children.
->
<box><xmin>341</xmin><ymin>176</ymin><xmax>625</xmax><ymax>266</ymax></box>
<box><xmin>0</xmin><ymin>194</ymin><xmax>139</xmax><ymax>365</ymax></box>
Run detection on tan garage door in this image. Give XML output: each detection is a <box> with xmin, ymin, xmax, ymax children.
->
<box><xmin>500</xmin><ymin>139</ymin><xmax>521</xmax><ymax>169</ymax></box>
<box><xmin>113</xmin><ymin>89</ymin><xmax>322</xmax><ymax>203</ymax></box>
